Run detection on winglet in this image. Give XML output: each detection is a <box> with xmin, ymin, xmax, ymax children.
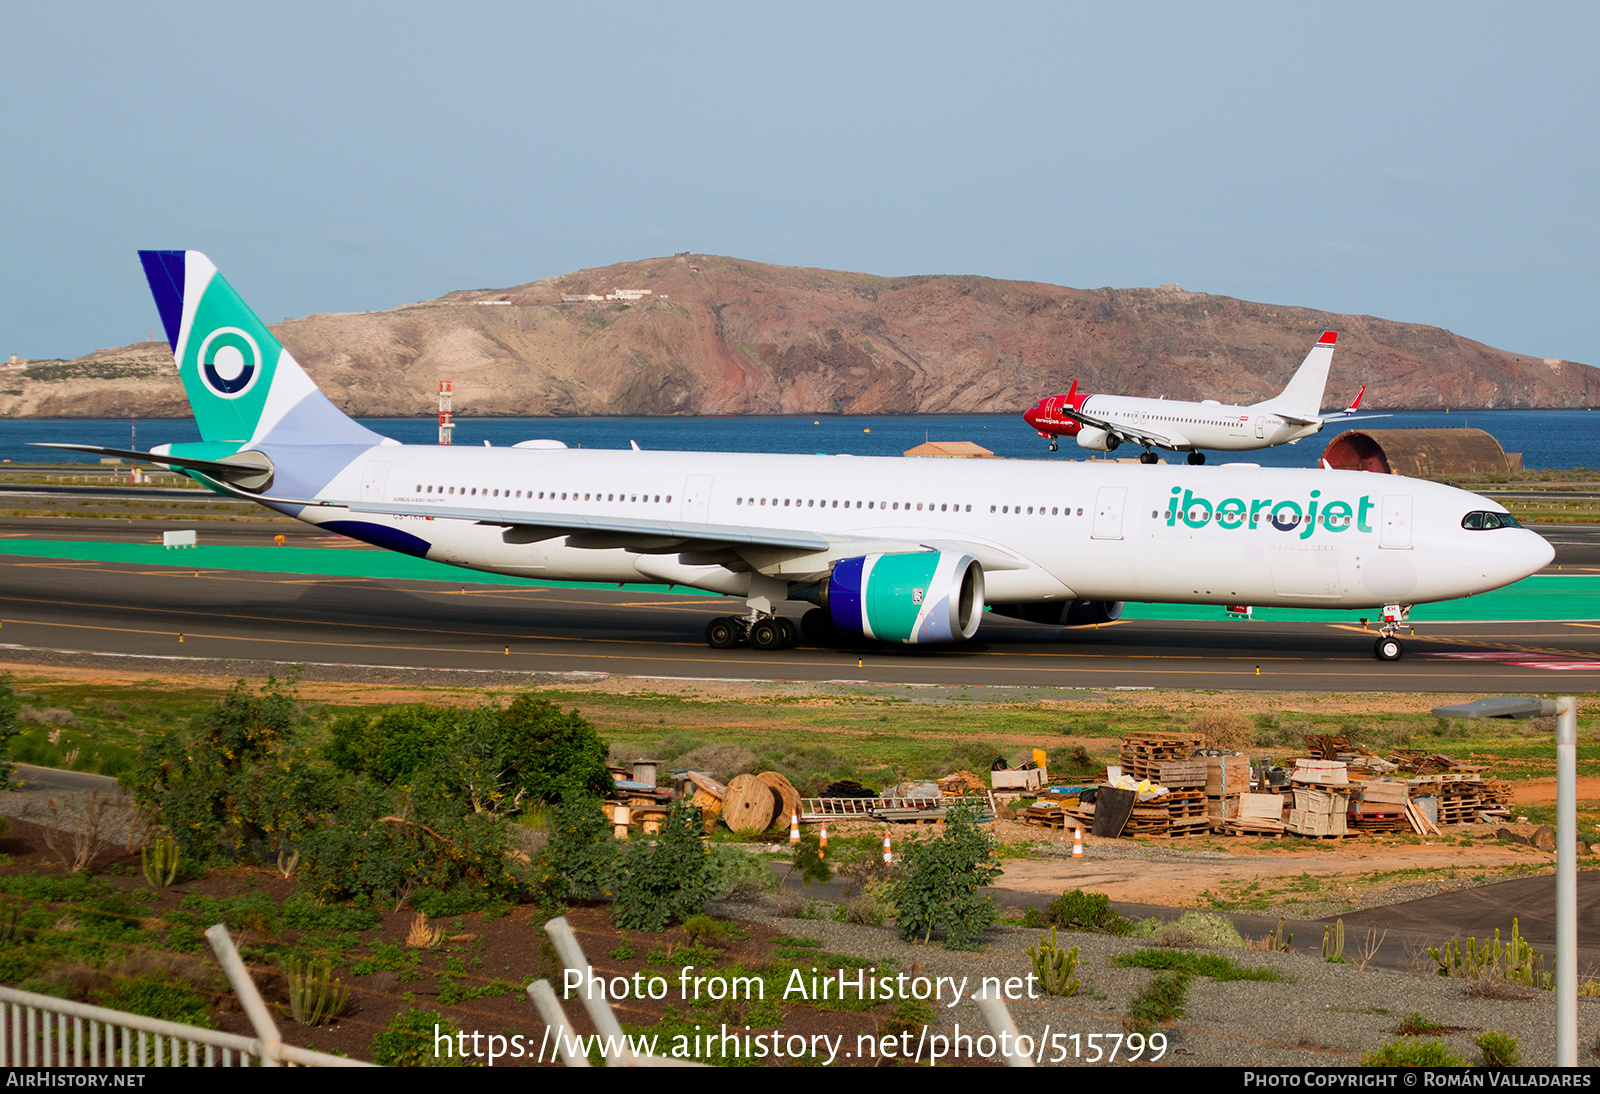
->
<box><xmin>1318</xmin><ymin>331</ymin><xmax>1338</xmax><ymax>345</ymax></box>
<box><xmin>1344</xmin><ymin>384</ymin><xmax>1366</xmax><ymax>414</ymax></box>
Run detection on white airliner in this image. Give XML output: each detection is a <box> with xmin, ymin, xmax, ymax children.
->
<box><xmin>43</xmin><ymin>252</ymin><xmax>1551</xmax><ymax>662</ymax></box>
<box><xmin>1022</xmin><ymin>332</ymin><xmax>1384</xmax><ymax>464</ymax></box>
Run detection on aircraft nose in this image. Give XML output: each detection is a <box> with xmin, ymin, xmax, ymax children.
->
<box><xmin>1022</xmin><ymin>405</ymin><xmax>1041</xmax><ymax>427</ymax></box>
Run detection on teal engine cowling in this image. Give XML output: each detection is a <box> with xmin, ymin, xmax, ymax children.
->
<box><xmin>821</xmin><ymin>551</ymin><xmax>985</xmax><ymax>644</ymax></box>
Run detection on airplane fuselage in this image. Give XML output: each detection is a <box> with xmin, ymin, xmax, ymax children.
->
<box><xmin>1025</xmin><ymin>394</ymin><xmax>1325</xmax><ymax>453</ymax></box>
<box><xmin>260</xmin><ymin>441</ymin><xmax>1550</xmax><ymax>614</ymax></box>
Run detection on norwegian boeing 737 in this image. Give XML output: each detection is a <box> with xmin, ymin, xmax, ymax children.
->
<box><xmin>43</xmin><ymin>253</ymin><xmax>1551</xmax><ymax>662</ymax></box>
<box><xmin>1022</xmin><ymin>332</ymin><xmax>1383</xmax><ymax>463</ymax></box>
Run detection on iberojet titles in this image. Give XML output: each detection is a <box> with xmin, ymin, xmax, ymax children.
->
<box><xmin>1167</xmin><ymin>485</ymin><xmax>1376</xmax><ymax>539</ymax></box>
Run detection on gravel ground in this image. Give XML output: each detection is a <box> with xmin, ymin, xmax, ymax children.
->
<box><xmin>719</xmin><ymin>896</ymin><xmax>1600</xmax><ymax>1067</ymax></box>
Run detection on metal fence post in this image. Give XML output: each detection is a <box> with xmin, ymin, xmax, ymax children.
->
<box><xmin>205</xmin><ymin>923</ymin><xmax>281</xmax><ymax>1066</ymax></box>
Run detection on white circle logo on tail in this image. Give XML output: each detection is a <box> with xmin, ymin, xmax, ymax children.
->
<box><xmin>196</xmin><ymin>328</ymin><xmax>262</xmax><ymax>398</ymax></box>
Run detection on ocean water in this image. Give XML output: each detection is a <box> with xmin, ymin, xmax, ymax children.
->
<box><xmin>4</xmin><ymin>409</ymin><xmax>1598</xmax><ymax>470</ymax></box>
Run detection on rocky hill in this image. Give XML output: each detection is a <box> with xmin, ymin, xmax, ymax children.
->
<box><xmin>5</xmin><ymin>254</ymin><xmax>1595</xmax><ymax>418</ymax></box>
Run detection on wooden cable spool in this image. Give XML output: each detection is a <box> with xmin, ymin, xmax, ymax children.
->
<box><xmin>722</xmin><ymin>773</ymin><xmax>777</xmax><ymax>833</ymax></box>
<box><xmin>757</xmin><ymin>772</ymin><xmax>802</xmax><ymax>827</ymax></box>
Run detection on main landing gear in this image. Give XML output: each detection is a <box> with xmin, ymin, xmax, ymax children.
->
<box><xmin>1186</xmin><ymin>451</ymin><xmax>1206</xmax><ymax>465</ymax></box>
<box><xmin>705</xmin><ymin>613</ymin><xmax>799</xmax><ymax>651</ymax></box>
<box><xmin>1139</xmin><ymin>450</ymin><xmax>1159</xmax><ymax>464</ymax></box>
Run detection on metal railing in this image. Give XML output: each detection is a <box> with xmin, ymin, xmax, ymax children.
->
<box><xmin>0</xmin><ymin>923</ymin><xmax>370</xmax><ymax>1067</ymax></box>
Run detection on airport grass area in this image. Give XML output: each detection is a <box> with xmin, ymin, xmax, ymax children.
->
<box><xmin>0</xmin><ymin>536</ymin><xmax>1592</xmax><ymax>622</ymax></box>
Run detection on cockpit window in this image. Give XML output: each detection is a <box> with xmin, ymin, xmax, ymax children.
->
<box><xmin>1462</xmin><ymin>511</ymin><xmax>1520</xmax><ymax>530</ymax></box>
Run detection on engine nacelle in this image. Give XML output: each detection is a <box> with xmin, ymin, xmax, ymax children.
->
<box><xmin>822</xmin><ymin>551</ymin><xmax>985</xmax><ymax>644</ymax></box>
<box><xmin>1076</xmin><ymin>426</ymin><xmax>1120</xmax><ymax>452</ymax></box>
<box><xmin>990</xmin><ymin>600</ymin><xmax>1125</xmax><ymax>627</ymax></box>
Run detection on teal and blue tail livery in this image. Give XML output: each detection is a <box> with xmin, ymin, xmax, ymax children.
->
<box><xmin>139</xmin><ymin>251</ymin><xmax>382</xmax><ymax>448</ymax></box>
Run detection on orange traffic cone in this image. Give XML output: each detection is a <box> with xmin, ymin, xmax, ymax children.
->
<box><xmin>819</xmin><ymin>822</ymin><xmax>828</xmax><ymax>859</ymax></box>
<box><xmin>789</xmin><ymin>811</ymin><xmax>800</xmax><ymax>846</ymax></box>
<box><xmin>1072</xmin><ymin>827</ymin><xmax>1085</xmax><ymax>858</ymax></box>
<box><xmin>882</xmin><ymin>831</ymin><xmax>893</xmax><ymax>865</ymax></box>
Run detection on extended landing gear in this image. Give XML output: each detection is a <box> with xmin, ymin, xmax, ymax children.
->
<box><xmin>705</xmin><ymin>614</ymin><xmax>799</xmax><ymax>650</ymax></box>
<box><xmin>1048</xmin><ymin>439</ymin><xmax>1059</xmax><ymax>452</ymax></box>
<box><xmin>1370</xmin><ymin>603</ymin><xmax>1411</xmax><ymax>661</ymax></box>
<box><xmin>1186</xmin><ymin>451</ymin><xmax>1206</xmax><ymax>465</ymax></box>
<box><xmin>1139</xmin><ymin>450</ymin><xmax>1159</xmax><ymax>464</ymax></box>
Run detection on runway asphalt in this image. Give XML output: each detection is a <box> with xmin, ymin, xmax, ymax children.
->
<box><xmin>4</xmin><ymin>544</ymin><xmax>1600</xmax><ymax>691</ymax></box>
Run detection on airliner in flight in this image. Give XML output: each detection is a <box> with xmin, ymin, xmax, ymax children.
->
<box><xmin>44</xmin><ymin>253</ymin><xmax>1551</xmax><ymax>662</ymax></box>
<box><xmin>1021</xmin><ymin>332</ymin><xmax>1381</xmax><ymax>463</ymax></box>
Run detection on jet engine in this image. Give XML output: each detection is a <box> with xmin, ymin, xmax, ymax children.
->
<box><xmin>1076</xmin><ymin>426</ymin><xmax>1120</xmax><ymax>452</ymax></box>
<box><xmin>821</xmin><ymin>551</ymin><xmax>985</xmax><ymax>644</ymax></box>
<box><xmin>990</xmin><ymin>599</ymin><xmax>1125</xmax><ymax>627</ymax></box>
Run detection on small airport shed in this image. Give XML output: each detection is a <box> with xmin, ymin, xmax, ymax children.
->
<box><xmin>903</xmin><ymin>441</ymin><xmax>995</xmax><ymax>458</ymax></box>
<box><xmin>1320</xmin><ymin>428</ymin><xmax>1522</xmax><ymax>478</ymax></box>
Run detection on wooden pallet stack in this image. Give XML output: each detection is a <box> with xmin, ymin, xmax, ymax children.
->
<box><xmin>1164</xmin><ymin>789</ymin><xmax>1211</xmax><ymax>837</ymax></box>
<box><xmin>1288</xmin><ymin>786</ymin><xmax>1352</xmax><ymax>837</ymax></box>
<box><xmin>1287</xmin><ymin>759</ymin><xmax>1352</xmax><ymax>837</ymax></box>
<box><xmin>1432</xmin><ymin>776</ymin><xmax>1486</xmax><ymax>826</ymax></box>
<box><xmin>1205</xmin><ymin>753</ymin><xmax>1251</xmax><ymax>830</ymax></box>
<box><xmin>1220</xmin><ymin>792</ymin><xmax>1287</xmax><ymax>836</ymax></box>
<box><xmin>1119</xmin><ymin>732</ymin><xmax>1205</xmax><ymax>783</ymax></box>
<box><xmin>1347</xmin><ymin>777</ymin><xmax>1410</xmax><ymax>833</ymax></box>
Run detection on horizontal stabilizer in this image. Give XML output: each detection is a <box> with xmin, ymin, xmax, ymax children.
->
<box><xmin>31</xmin><ymin>443</ymin><xmax>275</xmax><ymax>491</ymax></box>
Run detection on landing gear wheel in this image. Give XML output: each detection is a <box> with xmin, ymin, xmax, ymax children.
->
<box><xmin>1374</xmin><ymin>636</ymin><xmax>1404</xmax><ymax>662</ymax></box>
<box><xmin>777</xmin><ymin>617</ymin><xmax>798</xmax><ymax>649</ymax></box>
<box><xmin>1187</xmin><ymin>451</ymin><xmax>1206</xmax><ymax>465</ymax></box>
<box><xmin>749</xmin><ymin>618</ymin><xmax>784</xmax><ymax>651</ymax></box>
<box><xmin>1139</xmin><ymin>451</ymin><xmax>1158</xmax><ymax>464</ymax></box>
<box><xmin>705</xmin><ymin>617</ymin><xmax>740</xmax><ymax>649</ymax></box>
<box><xmin>1048</xmin><ymin>441</ymin><xmax>1058</xmax><ymax>452</ymax></box>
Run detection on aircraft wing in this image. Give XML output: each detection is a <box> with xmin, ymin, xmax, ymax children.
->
<box><xmin>1054</xmin><ymin>405</ymin><xmax>1188</xmax><ymax>449</ymax></box>
<box><xmin>186</xmin><ymin>475</ymin><xmax>1030</xmax><ymax>576</ymax></box>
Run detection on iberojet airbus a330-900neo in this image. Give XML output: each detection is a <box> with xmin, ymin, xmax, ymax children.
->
<box><xmin>42</xmin><ymin>252</ymin><xmax>1552</xmax><ymax>662</ymax></box>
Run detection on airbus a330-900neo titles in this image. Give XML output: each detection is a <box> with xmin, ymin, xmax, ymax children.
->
<box><xmin>1021</xmin><ymin>332</ymin><xmax>1382</xmax><ymax>464</ymax></box>
<box><xmin>42</xmin><ymin>253</ymin><xmax>1551</xmax><ymax>662</ymax></box>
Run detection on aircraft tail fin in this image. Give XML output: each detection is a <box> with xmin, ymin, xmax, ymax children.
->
<box><xmin>1253</xmin><ymin>331</ymin><xmax>1337</xmax><ymax>421</ymax></box>
<box><xmin>138</xmin><ymin>251</ymin><xmax>383</xmax><ymax>448</ymax></box>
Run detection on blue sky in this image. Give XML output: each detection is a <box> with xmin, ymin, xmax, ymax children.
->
<box><xmin>2</xmin><ymin>2</ymin><xmax>1595</xmax><ymax>365</ymax></box>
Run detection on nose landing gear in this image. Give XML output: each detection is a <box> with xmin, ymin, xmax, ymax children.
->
<box><xmin>1370</xmin><ymin>604</ymin><xmax>1412</xmax><ymax>661</ymax></box>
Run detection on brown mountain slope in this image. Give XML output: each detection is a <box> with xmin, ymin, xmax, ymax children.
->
<box><xmin>6</xmin><ymin>254</ymin><xmax>1595</xmax><ymax>418</ymax></box>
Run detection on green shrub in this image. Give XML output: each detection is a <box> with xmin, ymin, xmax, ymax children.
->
<box><xmin>128</xmin><ymin>679</ymin><xmax>327</xmax><ymax>864</ymax></box>
<box><xmin>537</xmin><ymin>794</ymin><xmax>617</xmax><ymax>903</ymax></box>
<box><xmin>327</xmin><ymin>705</ymin><xmax>457</xmax><ymax>785</ymax></box>
<box><xmin>0</xmin><ymin>677</ymin><xmax>19</xmax><ymax>786</ymax></box>
<box><xmin>371</xmin><ymin>1008</ymin><xmax>463</xmax><ymax>1067</ymax></box>
<box><xmin>1361</xmin><ymin>1039</ymin><xmax>1467</xmax><ymax>1067</ymax></box>
<box><xmin>613</xmin><ymin>803</ymin><xmax>715</xmax><ymax>931</ymax></box>
<box><xmin>707</xmin><ymin>845</ymin><xmax>778</xmax><ymax>899</ymax></box>
<box><xmin>93</xmin><ymin>976</ymin><xmax>213</xmax><ymax>1028</ymax></box>
<box><xmin>1046</xmin><ymin>889</ymin><xmax>1131</xmax><ymax>934</ymax></box>
<box><xmin>789</xmin><ymin>830</ymin><xmax>832</xmax><ymax>887</ymax></box>
<box><xmin>1112</xmin><ymin>948</ymin><xmax>1288</xmax><ymax>982</ymax></box>
<box><xmin>887</xmin><ymin>804</ymin><xmax>1002</xmax><ymax>948</ymax></box>
<box><xmin>1473</xmin><ymin>1030</ymin><xmax>1521</xmax><ymax>1067</ymax></box>
<box><xmin>1127</xmin><ymin>971</ymin><xmax>1189</xmax><ymax>1033</ymax></box>
<box><xmin>1131</xmin><ymin>911</ymin><xmax>1245</xmax><ymax>949</ymax></box>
